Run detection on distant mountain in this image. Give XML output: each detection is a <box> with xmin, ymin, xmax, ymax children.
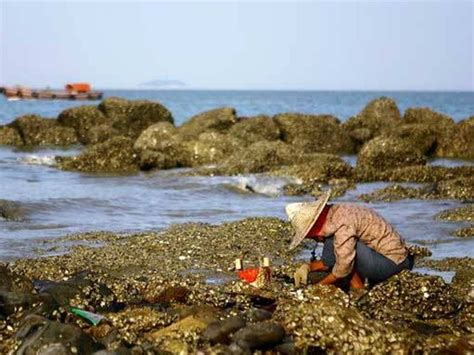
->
<box><xmin>138</xmin><ymin>79</ymin><xmax>187</xmax><ymax>89</ymax></box>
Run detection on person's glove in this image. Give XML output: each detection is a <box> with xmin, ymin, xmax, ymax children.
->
<box><xmin>294</xmin><ymin>263</ymin><xmax>311</xmax><ymax>287</ymax></box>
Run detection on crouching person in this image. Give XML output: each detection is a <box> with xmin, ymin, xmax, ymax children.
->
<box><xmin>286</xmin><ymin>191</ymin><xmax>414</xmax><ymax>289</ymax></box>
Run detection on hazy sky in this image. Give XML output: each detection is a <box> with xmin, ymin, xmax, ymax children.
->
<box><xmin>0</xmin><ymin>1</ymin><xmax>472</xmax><ymax>90</ymax></box>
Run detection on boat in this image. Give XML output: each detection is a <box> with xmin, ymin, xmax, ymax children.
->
<box><xmin>0</xmin><ymin>83</ymin><xmax>103</xmax><ymax>101</ymax></box>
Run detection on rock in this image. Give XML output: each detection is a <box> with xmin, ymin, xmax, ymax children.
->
<box><xmin>274</xmin><ymin>113</ymin><xmax>354</xmax><ymax>154</ymax></box>
<box><xmin>343</xmin><ymin>97</ymin><xmax>402</xmax><ymax>146</ymax></box>
<box><xmin>359</xmin><ymin>271</ymin><xmax>460</xmax><ymax>321</ymax></box>
<box><xmin>35</xmin><ymin>272</ymin><xmax>117</xmax><ymax>311</ymax></box>
<box><xmin>357</xmin><ymin>137</ymin><xmax>426</xmax><ymax>170</ymax></box>
<box><xmin>178</xmin><ymin>107</ymin><xmax>237</xmax><ymax>139</ymax></box>
<box><xmin>134</xmin><ymin>122</ymin><xmax>178</xmax><ymax>151</ymax></box>
<box><xmin>0</xmin><ymin>126</ymin><xmax>22</xmax><ymax>145</ymax></box>
<box><xmin>57</xmin><ymin>136</ymin><xmax>139</xmax><ymax>173</ymax></box>
<box><xmin>86</xmin><ymin>124</ymin><xmax>120</xmax><ymax>145</ymax></box>
<box><xmin>272</xmin><ymin>153</ymin><xmax>353</xmax><ymax>184</ymax></box>
<box><xmin>358</xmin><ymin>178</ymin><xmax>474</xmax><ymax>202</ymax></box>
<box><xmin>229</xmin><ymin>115</ymin><xmax>281</xmax><ymax>145</ymax></box>
<box><xmin>231</xmin><ymin>321</ymin><xmax>285</xmax><ymax>350</ymax></box>
<box><xmin>10</xmin><ymin>114</ymin><xmax>78</xmax><ymax>146</ymax></box>
<box><xmin>354</xmin><ymin>165</ymin><xmax>474</xmax><ymax>183</ymax></box>
<box><xmin>57</xmin><ymin>106</ymin><xmax>110</xmax><ymax>144</ymax></box>
<box><xmin>452</xmin><ymin>226</ymin><xmax>474</xmax><ymax>238</ymax></box>
<box><xmin>244</xmin><ymin>308</ymin><xmax>273</xmax><ymax>322</ymax></box>
<box><xmin>435</xmin><ymin>205</ymin><xmax>474</xmax><ymax>222</ymax></box>
<box><xmin>15</xmin><ymin>315</ymin><xmax>104</xmax><ymax>354</ymax></box>
<box><xmin>222</xmin><ymin>141</ymin><xmax>297</xmax><ymax>174</ymax></box>
<box><xmin>97</xmin><ymin>97</ymin><xmax>134</xmax><ymax>120</ymax></box>
<box><xmin>183</xmin><ymin>132</ymin><xmax>242</xmax><ymax>167</ymax></box>
<box><xmin>402</xmin><ymin>108</ymin><xmax>457</xmax><ymax>157</ymax></box>
<box><xmin>384</xmin><ymin>124</ymin><xmax>437</xmax><ymax>155</ymax></box>
<box><xmin>0</xmin><ymin>265</ymin><xmax>33</xmax><ymax>293</ymax></box>
<box><xmin>134</xmin><ymin>122</ymin><xmax>186</xmax><ymax>170</ymax></box>
<box><xmin>447</xmin><ymin>116</ymin><xmax>474</xmax><ymax>159</ymax></box>
<box><xmin>0</xmin><ymin>291</ymin><xmax>40</xmax><ymax>316</ymax></box>
<box><xmin>203</xmin><ymin>316</ymin><xmax>247</xmax><ymax>344</ymax></box>
<box><xmin>154</xmin><ymin>286</ymin><xmax>190</xmax><ymax>304</ymax></box>
<box><xmin>0</xmin><ymin>199</ymin><xmax>27</xmax><ymax>221</ymax></box>
<box><xmin>110</xmin><ymin>100</ymin><xmax>174</xmax><ymax>139</ymax></box>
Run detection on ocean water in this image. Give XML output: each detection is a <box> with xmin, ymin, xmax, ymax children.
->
<box><xmin>0</xmin><ymin>90</ymin><xmax>473</xmax><ymax>262</ymax></box>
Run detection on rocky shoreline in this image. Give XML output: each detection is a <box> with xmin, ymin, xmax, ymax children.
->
<box><xmin>0</xmin><ymin>96</ymin><xmax>473</xmax><ymax>201</ymax></box>
<box><xmin>1</xmin><ymin>96</ymin><xmax>473</xmax><ymax>353</ymax></box>
<box><xmin>0</xmin><ymin>217</ymin><xmax>473</xmax><ymax>353</ymax></box>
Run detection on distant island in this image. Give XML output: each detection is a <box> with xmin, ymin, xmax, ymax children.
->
<box><xmin>138</xmin><ymin>79</ymin><xmax>187</xmax><ymax>89</ymax></box>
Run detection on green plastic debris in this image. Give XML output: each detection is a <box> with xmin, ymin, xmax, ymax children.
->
<box><xmin>69</xmin><ymin>307</ymin><xmax>107</xmax><ymax>326</ymax></box>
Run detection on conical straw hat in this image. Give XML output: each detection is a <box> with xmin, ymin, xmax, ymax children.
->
<box><xmin>286</xmin><ymin>190</ymin><xmax>331</xmax><ymax>251</ymax></box>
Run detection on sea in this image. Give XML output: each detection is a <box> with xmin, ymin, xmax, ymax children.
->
<box><xmin>1</xmin><ymin>90</ymin><xmax>473</xmax><ymax>274</ymax></box>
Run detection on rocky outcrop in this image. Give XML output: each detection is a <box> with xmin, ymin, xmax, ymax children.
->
<box><xmin>383</xmin><ymin>124</ymin><xmax>437</xmax><ymax>155</ymax></box>
<box><xmin>446</xmin><ymin>116</ymin><xmax>474</xmax><ymax>159</ymax></box>
<box><xmin>10</xmin><ymin>115</ymin><xmax>78</xmax><ymax>146</ymax></box>
<box><xmin>274</xmin><ymin>113</ymin><xmax>354</xmax><ymax>154</ymax></box>
<box><xmin>357</xmin><ymin>137</ymin><xmax>426</xmax><ymax>170</ymax></box>
<box><xmin>222</xmin><ymin>141</ymin><xmax>297</xmax><ymax>174</ymax></box>
<box><xmin>57</xmin><ymin>136</ymin><xmax>138</xmax><ymax>173</ymax></box>
<box><xmin>0</xmin><ymin>200</ymin><xmax>28</xmax><ymax>221</ymax></box>
<box><xmin>57</xmin><ymin>98</ymin><xmax>173</xmax><ymax>144</ymax></box>
<box><xmin>402</xmin><ymin>108</ymin><xmax>457</xmax><ymax>157</ymax></box>
<box><xmin>228</xmin><ymin>115</ymin><xmax>281</xmax><ymax>146</ymax></box>
<box><xmin>183</xmin><ymin>132</ymin><xmax>242</xmax><ymax>167</ymax></box>
<box><xmin>57</xmin><ymin>106</ymin><xmax>110</xmax><ymax>144</ymax></box>
<box><xmin>0</xmin><ymin>126</ymin><xmax>22</xmax><ymax>145</ymax></box>
<box><xmin>178</xmin><ymin>107</ymin><xmax>237</xmax><ymax>139</ymax></box>
<box><xmin>134</xmin><ymin>122</ymin><xmax>188</xmax><ymax>170</ymax></box>
<box><xmin>343</xmin><ymin>97</ymin><xmax>402</xmax><ymax>147</ymax></box>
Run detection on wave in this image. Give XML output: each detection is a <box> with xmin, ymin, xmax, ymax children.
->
<box><xmin>18</xmin><ymin>155</ymin><xmax>57</xmax><ymax>166</ymax></box>
<box><xmin>230</xmin><ymin>175</ymin><xmax>301</xmax><ymax>196</ymax></box>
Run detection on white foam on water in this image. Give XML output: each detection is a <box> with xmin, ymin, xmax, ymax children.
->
<box><xmin>18</xmin><ymin>155</ymin><xmax>57</xmax><ymax>167</ymax></box>
<box><xmin>235</xmin><ymin>175</ymin><xmax>300</xmax><ymax>196</ymax></box>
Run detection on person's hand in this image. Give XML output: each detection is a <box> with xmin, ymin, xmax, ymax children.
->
<box><xmin>294</xmin><ymin>263</ymin><xmax>311</xmax><ymax>287</ymax></box>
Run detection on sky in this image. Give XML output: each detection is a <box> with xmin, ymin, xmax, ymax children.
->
<box><xmin>0</xmin><ymin>0</ymin><xmax>472</xmax><ymax>91</ymax></box>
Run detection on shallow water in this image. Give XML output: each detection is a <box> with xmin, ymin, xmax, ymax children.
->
<box><xmin>0</xmin><ymin>90</ymin><xmax>473</xmax><ymax>262</ymax></box>
<box><xmin>0</xmin><ymin>145</ymin><xmax>472</xmax><ymax>262</ymax></box>
<box><xmin>1</xmin><ymin>90</ymin><xmax>473</xmax><ymax>125</ymax></box>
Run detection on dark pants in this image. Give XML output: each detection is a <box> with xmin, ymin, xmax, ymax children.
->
<box><xmin>321</xmin><ymin>236</ymin><xmax>414</xmax><ymax>285</ymax></box>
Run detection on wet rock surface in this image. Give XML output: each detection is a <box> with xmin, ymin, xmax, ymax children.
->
<box><xmin>275</xmin><ymin>113</ymin><xmax>354</xmax><ymax>154</ymax></box>
<box><xmin>0</xmin><ymin>199</ymin><xmax>28</xmax><ymax>221</ymax></box>
<box><xmin>229</xmin><ymin>115</ymin><xmax>281</xmax><ymax>146</ymax></box>
<box><xmin>177</xmin><ymin>107</ymin><xmax>237</xmax><ymax>139</ymax></box>
<box><xmin>357</xmin><ymin>136</ymin><xmax>427</xmax><ymax>170</ymax></box>
<box><xmin>0</xmin><ymin>126</ymin><xmax>23</xmax><ymax>145</ymax></box>
<box><xmin>10</xmin><ymin>114</ymin><xmax>78</xmax><ymax>146</ymax></box>
<box><xmin>57</xmin><ymin>136</ymin><xmax>139</xmax><ymax>173</ymax></box>
<box><xmin>0</xmin><ymin>218</ymin><xmax>472</xmax><ymax>353</ymax></box>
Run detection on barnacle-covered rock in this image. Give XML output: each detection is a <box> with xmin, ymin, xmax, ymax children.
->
<box><xmin>272</xmin><ymin>153</ymin><xmax>353</xmax><ymax>184</ymax></box>
<box><xmin>57</xmin><ymin>136</ymin><xmax>139</xmax><ymax>173</ymax></box>
<box><xmin>0</xmin><ymin>126</ymin><xmax>22</xmax><ymax>145</ymax></box>
<box><xmin>229</xmin><ymin>115</ymin><xmax>281</xmax><ymax>145</ymax></box>
<box><xmin>383</xmin><ymin>124</ymin><xmax>437</xmax><ymax>155</ymax></box>
<box><xmin>343</xmin><ymin>97</ymin><xmax>401</xmax><ymax>146</ymax></box>
<box><xmin>358</xmin><ymin>178</ymin><xmax>474</xmax><ymax>202</ymax></box>
<box><xmin>15</xmin><ymin>315</ymin><xmax>104</xmax><ymax>354</ymax></box>
<box><xmin>355</xmin><ymin>165</ymin><xmax>474</xmax><ymax>183</ymax></box>
<box><xmin>0</xmin><ymin>265</ymin><xmax>32</xmax><ymax>293</ymax></box>
<box><xmin>359</xmin><ymin>271</ymin><xmax>460</xmax><ymax>321</ymax></box>
<box><xmin>274</xmin><ymin>285</ymin><xmax>416</xmax><ymax>352</ymax></box>
<box><xmin>10</xmin><ymin>114</ymin><xmax>78</xmax><ymax>146</ymax></box>
<box><xmin>57</xmin><ymin>106</ymin><xmax>110</xmax><ymax>144</ymax></box>
<box><xmin>183</xmin><ymin>132</ymin><xmax>242</xmax><ymax>167</ymax></box>
<box><xmin>452</xmin><ymin>226</ymin><xmax>474</xmax><ymax>238</ymax></box>
<box><xmin>436</xmin><ymin>205</ymin><xmax>474</xmax><ymax>222</ymax></box>
<box><xmin>402</xmin><ymin>108</ymin><xmax>457</xmax><ymax>157</ymax></box>
<box><xmin>134</xmin><ymin>122</ymin><xmax>187</xmax><ymax>170</ymax></box>
<box><xmin>221</xmin><ymin>141</ymin><xmax>297</xmax><ymax>174</ymax></box>
<box><xmin>178</xmin><ymin>107</ymin><xmax>237</xmax><ymax>140</ymax></box>
<box><xmin>447</xmin><ymin>116</ymin><xmax>474</xmax><ymax>158</ymax></box>
<box><xmin>274</xmin><ymin>113</ymin><xmax>354</xmax><ymax>154</ymax></box>
<box><xmin>357</xmin><ymin>137</ymin><xmax>426</xmax><ymax>170</ymax></box>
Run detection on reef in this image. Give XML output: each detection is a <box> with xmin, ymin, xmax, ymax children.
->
<box><xmin>1</xmin><ymin>218</ymin><xmax>473</xmax><ymax>353</ymax></box>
